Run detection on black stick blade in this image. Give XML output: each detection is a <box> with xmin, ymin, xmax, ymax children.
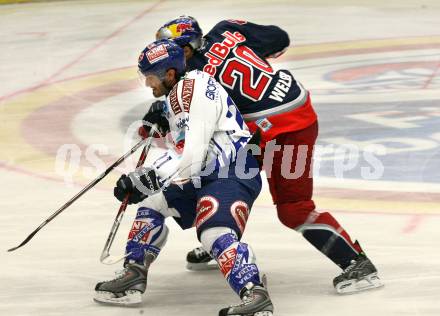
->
<box><xmin>7</xmin><ymin>230</ymin><xmax>39</xmax><ymax>252</ymax></box>
<box><xmin>8</xmin><ymin>243</ymin><xmax>25</xmax><ymax>252</ymax></box>
<box><xmin>7</xmin><ymin>245</ymin><xmax>20</xmax><ymax>252</ymax></box>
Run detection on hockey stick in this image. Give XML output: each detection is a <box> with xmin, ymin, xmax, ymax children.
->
<box><xmin>99</xmin><ymin>163</ymin><xmax>208</xmax><ymax>265</ymax></box>
<box><xmin>100</xmin><ymin>135</ymin><xmax>153</xmax><ymax>265</ymax></box>
<box><xmin>7</xmin><ymin>138</ymin><xmax>148</xmax><ymax>253</ymax></box>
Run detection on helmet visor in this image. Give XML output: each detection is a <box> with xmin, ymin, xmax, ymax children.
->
<box><xmin>138</xmin><ymin>68</ymin><xmax>166</xmax><ymax>85</ymax></box>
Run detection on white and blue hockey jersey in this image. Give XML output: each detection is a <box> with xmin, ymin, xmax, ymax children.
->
<box><xmin>151</xmin><ymin>70</ymin><xmax>251</xmax><ymax>184</ymax></box>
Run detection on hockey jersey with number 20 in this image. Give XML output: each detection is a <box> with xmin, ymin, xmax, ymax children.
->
<box><xmin>188</xmin><ymin>20</ymin><xmax>317</xmax><ymax>142</ymax></box>
<box><xmin>151</xmin><ymin>69</ymin><xmax>251</xmax><ymax>184</ymax></box>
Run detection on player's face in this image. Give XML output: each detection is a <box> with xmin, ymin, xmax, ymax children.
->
<box><xmin>183</xmin><ymin>46</ymin><xmax>194</xmax><ymax>61</ymax></box>
<box><xmin>162</xmin><ymin>68</ymin><xmax>178</xmax><ymax>91</ymax></box>
<box><xmin>144</xmin><ymin>74</ymin><xmax>167</xmax><ymax>97</ymax></box>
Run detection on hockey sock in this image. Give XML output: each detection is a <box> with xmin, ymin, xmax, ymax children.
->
<box><xmin>125</xmin><ymin>207</ymin><xmax>168</xmax><ymax>266</ymax></box>
<box><xmin>301</xmin><ymin>226</ymin><xmax>361</xmax><ymax>269</ymax></box>
<box><xmin>211</xmin><ymin>233</ymin><xmax>261</xmax><ymax>295</ymax></box>
<box><xmin>277</xmin><ymin>203</ymin><xmax>362</xmax><ymax>269</ymax></box>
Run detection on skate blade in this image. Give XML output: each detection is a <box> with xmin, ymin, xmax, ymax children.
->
<box><xmin>93</xmin><ymin>290</ymin><xmax>142</xmax><ymax>306</ymax></box>
<box><xmin>186</xmin><ymin>259</ymin><xmax>218</xmax><ymax>271</ymax></box>
<box><xmin>254</xmin><ymin>311</ymin><xmax>273</xmax><ymax>316</ymax></box>
<box><xmin>228</xmin><ymin>311</ymin><xmax>273</xmax><ymax>316</ymax></box>
<box><xmin>335</xmin><ymin>273</ymin><xmax>384</xmax><ymax>294</ymax></box>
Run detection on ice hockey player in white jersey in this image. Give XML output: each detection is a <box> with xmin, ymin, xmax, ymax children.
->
<box><xmin>94</xmin><ymin>39</ymin><xmax>274</xmax><ymax>316</ymax></box>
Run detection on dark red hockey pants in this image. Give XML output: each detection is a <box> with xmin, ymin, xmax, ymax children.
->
<box><xmin>261</xmin><ymin>121</ymin><xmax>362</xmax><ymax>269</ymax></box>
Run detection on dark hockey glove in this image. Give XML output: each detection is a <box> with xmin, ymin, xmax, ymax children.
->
<box><xmin>114</xmin><ymin>174</ymin><xmax>133</xmax><ymax>203</ymax></box>
<box><xmin>245</xmin><ymin>129</ymin><xmax>263</xmax><ymax>168</ymax></box>
<box><xmin>113</xmin><ymin>168</ymin><xmax>161</xmax><ymax>204</ymax></box>
<box><xmin>248</xmin><ymin>129</ymin><xmax>261</xmax><ymax>147</ymax></box>
<box><xmin>139</xmin><ymin>100</ymin><xmax>170</xmax><ymax>138</ymax></box>
<box><xmin>129</xmin><ymin>167</ymin><xmax>161</xmax><ymax>194</ymax></box>
<box><xmin>114</xmin><ymin>174</ymin><xmax>145</xmax><ymax>204</ymax></box>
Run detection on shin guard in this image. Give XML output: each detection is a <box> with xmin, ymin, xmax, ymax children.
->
<box><xmin>211</xmin><ymin>233</ymin><xmax>261</xmax><ymax>295</ymax></box>
<box><xmin>125</xmin><ymin>207</ymin><xmax>168</xmax><ymax>266</ymax></box>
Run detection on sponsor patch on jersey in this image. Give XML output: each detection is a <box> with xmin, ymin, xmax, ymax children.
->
<box><xmin>218</xmin><ymin>247</ymin><xmax>237</xmax><ymax>277</ymax></box>
<box><xmin>203</xmin><ymin>31</ymin><xmax>246</xmax><ymax>76</ymax></box>
<box><xmin>146</xmin><ymin>44</ymin><xmax>169</xmax><ymax>64</ymax></box>
<box><xmin>205</xmin><ymin>76</ymin><xmax>217</xmax><ymax>100</ymax></box>
<box><xmin>169</xmin><ymin>84</ymin><xmax>182</xmax><ymax>115</ymax></box>
<box><xmin>175</xmin><ymin>117</ymin><xmax>189</xmax><ymax>130</ymax></box>
<box><xmin>181</xmin><ymin>79</ymin><xmax>195</xmax><ymax>113</ymax></box>
<box><xmin>256</xmin><ymin>118</ymin><xmax>273</xmax><ymax>132</ymax></box>
<box><xmin>195</xmin><ymin>195</ymin><xmax>219</xmax><ymax>229</ymax></box>
<box><xmin>174</xmin><ymin>139</ymin><xmax>185</xmax><ymax>155</ymax></box>
<box><xmin>230</xmin><ymin>201</ymin><xmax>250</xmax><ymax>234</ymax></box>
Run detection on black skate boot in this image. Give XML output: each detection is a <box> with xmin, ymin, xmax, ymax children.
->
<box><xmin>186</xmin><ymin>246</ymin><xmax>217</xmax><ymax>271</ymax></box>
<box><xmin>219</xmin><ymin>282</ymin><xmax>274</xmax><ymax>316</ymax></box>
<box><xmin>333</xmin><ymin>253</ymin><xmax>383</xmax><ymax>294</ymax></box>
<box><xmin>94</xmin><ymin>263</ymin><xmax>148</xmax><ymax>305</ymax></box>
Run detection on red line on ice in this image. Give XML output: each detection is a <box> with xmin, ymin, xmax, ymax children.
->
<box><xmin>420</xmin><ymin>60</ymin><xmax>440</xmax><ymax>89</ymax></box>
<box><xmin>43</xmin><ymin>0</ymin><xmax>165</xmax><ymax>84</ymax></box>
<box><xmin>20</xmin><ymin>78</ymin><xmax>138</xmax><ymax>159</ymax></box>
<box><xmin>0</xmin><ymin>159</ymin><xmax>109</xmax><ymax>192</ymax></box>
<box><xmin>402</xmin><ymin>215</ymin><xmax>424</xmax><ymax>234</ymax></box>
<box><xmin>0</xmin><ymin>0</ymin><xmax>165</xmax><ymax>103</ymax></box>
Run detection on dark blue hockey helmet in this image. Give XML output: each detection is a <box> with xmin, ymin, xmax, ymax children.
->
<box><xmin>156</xmin><ymin>15</ymin><xmax>203</xmax><ymax>50</ymax></box>
<box><xmin>138</xmin><ymin>39</ymin><xmax>186</xmax><ymax>79</ymax></box>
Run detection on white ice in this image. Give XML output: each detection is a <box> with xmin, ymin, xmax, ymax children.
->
<box><xmin>0</xmin><ymin>1</ymin><xmax>439</xmax><ymax>315</ymax></box>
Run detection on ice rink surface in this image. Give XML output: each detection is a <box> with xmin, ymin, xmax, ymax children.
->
<box><xmin>0</xmin><ymin>0</ymin><xmax>439</xmax><ymax>315</ymax></box>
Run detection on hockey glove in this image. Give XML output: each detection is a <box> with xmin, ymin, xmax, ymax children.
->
<box><xmin>247</xmin><ymin>129</ymin><xmax>261</xmax><ymax>148</ymax></box>
<box><xmin>139</xmin><ymin>100</ymin><xmax>170</xmax><ymax>139</ymax></box>
<box><xmin>245</xmin><ymin>129</ymin><xmax>263</xmax><ymax>169</ymax></box>
<box><xmin>114</xmin><ymin>174</ymin><xmax>144</xmax><ymax>204</ymax></box>
<box><xmin>114</xmin><ymin>168</ymin><xmax>161</xmax><ymax>204</ymax></box>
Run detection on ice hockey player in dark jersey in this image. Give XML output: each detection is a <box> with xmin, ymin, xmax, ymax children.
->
<box><xmin>151</xmin><ymin>16</ymin><xmax>383</xmax><ymax>294</ymax></box>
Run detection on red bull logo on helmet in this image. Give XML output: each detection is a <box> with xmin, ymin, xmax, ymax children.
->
<box><xmin>176</xmin><ymin>23</ymin><xmax>193</xmax><ymax>34</ymax></box>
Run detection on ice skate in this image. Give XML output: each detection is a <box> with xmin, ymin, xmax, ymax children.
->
<box><xmin>186</xmin><ymin>246</ymin><xmax>218</xmax><ymax>271</ymax></box>
<box><xmin>219</xmin><ymin>282</ymin><xmax>274</xmax><ymax>316</ymax></box>
<box><xmin>333</xmin><ymin>253</ymin><xmax>383</xmax><ymax>294</ymax></box>
<box><xmin>94</xmin><ymin>263</ymin><xmax>148</xmax><ymax>306</ymax></box>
